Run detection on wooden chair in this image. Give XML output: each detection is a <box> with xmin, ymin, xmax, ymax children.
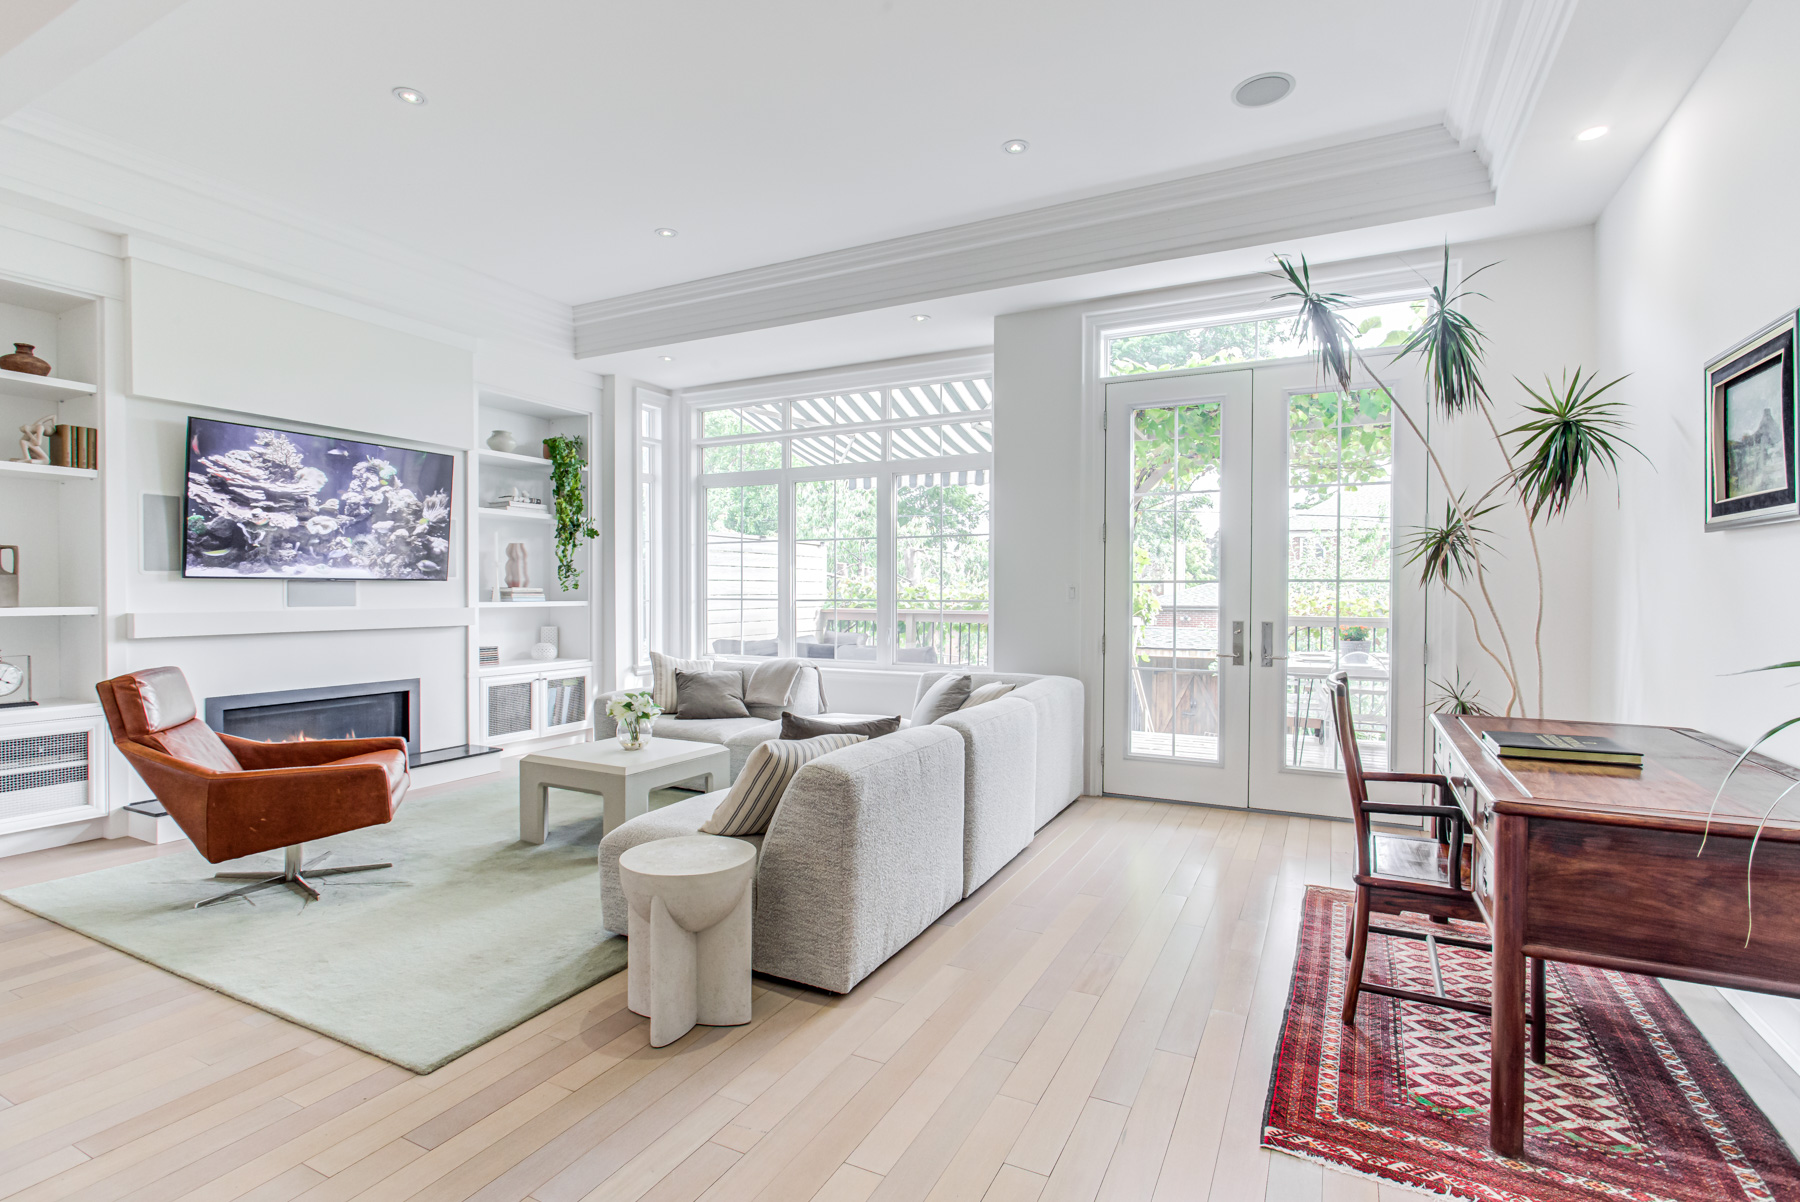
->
<box><xmin>1330</xmin><ymin>672</ymin><xmax>1545</xmax><ymax>1061</ymax></box>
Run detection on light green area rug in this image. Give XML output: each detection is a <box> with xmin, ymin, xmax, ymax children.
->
<box><xmin>0</xmin><ymin>773</ymin><xmax>666</xmax><ymax>1074</ymax></box>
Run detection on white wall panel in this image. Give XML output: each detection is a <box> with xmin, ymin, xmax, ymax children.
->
<box><xmin>127</xmin><ymin>260</ymin><xmax>474</xmax><ymax>449</ymax></box>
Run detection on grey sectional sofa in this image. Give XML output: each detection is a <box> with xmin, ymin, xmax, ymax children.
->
<box><xmin>595</xmin><ymin>666</ymin><xmax>1086</xmax><ymax>994</ymax></box>
<box><xmin>600</xmin><ymin>725</ymin><xmax>966</xmax><ymax>993</ymax></box>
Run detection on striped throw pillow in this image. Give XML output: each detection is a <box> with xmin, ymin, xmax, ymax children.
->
<box><xmin>650</xmin><ymin>651</ymin><xmax>712</xmax><ymax>712</ymax></box>
<box><xmin>701</xmin><ymin>733</ymin><xmax>866</xmax><ymax>836</ymax></box>
<box><xmin>960</xmin><ymin>681</ymin><xmax>1017</xmax><ymax>710</ymax></box>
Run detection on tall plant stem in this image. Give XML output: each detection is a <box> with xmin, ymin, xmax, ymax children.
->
<box><xmin>1477</xmin><ymin>401</ymin><xmax>1546</xmax><ymax>718</ymax></box>
<box><xmin>1444</xmin><ymin>583</ymin><xmax>1513</xmax><ymax>691</ymax></box>
<box><xmin>1350</xmin><ymin>346</ymin><xmax>1523</xmax><ymax>715</ymax></box>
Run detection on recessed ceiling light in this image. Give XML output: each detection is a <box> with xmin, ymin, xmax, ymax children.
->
<box><xmin>1232</xmin><ymin>72</ymin><xmax>1295</xmax><ymax>108</ymax></box>
<box><xmin>391</xmin><ymin>86</ymin><xmax>427</xmax><ymax>105</ymax></box>
<box><xmin>1002</xmin><ymin>139</ymin><xmax>1030</xmax><ymax>155</ymax></box>
<box><xmin>912</xmin><ymin>314</ymin><xmax>931</xmax><ymax>322</ymax></box>
<box><xmin>659</xmin><ymin>355</ymin><xmax>673</xmax><ymax>362</ymax></box>
<box><xmin>1576</xmin><ymin>125</ymin><xmax>1610</xmax><ymax>142</ymax></box>
<box><xmin>655</xmin><ymin>227</ymin><xmax>678</xmax><ymax>238</ymax></box>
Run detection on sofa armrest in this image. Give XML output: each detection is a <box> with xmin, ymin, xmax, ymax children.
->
<box><xmin>220</xmin><ymin>733</ymin><xmax>408</xmax><ymax>770</ymax></box>
<box><xmin>937</xmin><ymin>695</ymin><xmax>1038</xmax><ymax>896</ymax></box>
<box><xmin>754</xmin><ymin>724</ymin><xmax>964</xmax><ymax>992</ymax></box>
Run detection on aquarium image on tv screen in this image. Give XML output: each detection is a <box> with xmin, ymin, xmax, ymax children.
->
<box><xmin>184</xmin><ymin>417</ymin><xmax>454</xmax><ymax>580</ymax></box>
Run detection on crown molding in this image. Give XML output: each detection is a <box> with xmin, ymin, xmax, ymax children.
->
<box><xmin>573</xmin><ymin>125</ymin><xmax>1493</xmax><ymax>358</ymax></box>
<box><xmin>0</xmin><ymin>111</ymin><xmax>576</xmax><ymax>354</ymax></box>
<box><xmin>1446</xmin><ymin>0</ymin><xmax>1579</xmax><ymax>183</ymax></box>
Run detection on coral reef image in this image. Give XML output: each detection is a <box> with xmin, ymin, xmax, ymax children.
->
<box><xmin>184</xmin><ymin>417</ymin><xmax>453</xmax><ymax>580</ymax></box>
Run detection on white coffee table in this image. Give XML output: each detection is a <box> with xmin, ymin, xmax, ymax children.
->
<box><xmin>620</xmin><ymin>835</ymin><xmax>756</xmax><ymax>1047</ymax></box>
<box><xmin>518</xmin><ymin>738</ymin><xmax>731</xmax><ymax>843</ymax></box>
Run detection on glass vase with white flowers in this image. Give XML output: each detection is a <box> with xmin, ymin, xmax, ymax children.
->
<box><xmin>606</xmin><ymin>690</ymin><xmax>662</xmax><ymax>750</ymax></box>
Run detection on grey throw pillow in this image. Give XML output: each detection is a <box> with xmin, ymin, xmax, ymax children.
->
<box><xmin>781</xmin><ymin>712</ymin><xmax>902</xmax><ymax>740</ymax></box>
<box><xmin>674</xmin><ymin>670</ymin><xmax>749</xmax><ymax>719</ymax></box>
<box><xmin>910</xmin><ymin>674</ymin><xmax>973</xmax><ymax>726</ymax></box>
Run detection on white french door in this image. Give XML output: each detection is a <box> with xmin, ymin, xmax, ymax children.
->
<box><xmin>1102</xmin><ymin>355</ymin><xmax>1425</xmax><ymax>816</ymax></box>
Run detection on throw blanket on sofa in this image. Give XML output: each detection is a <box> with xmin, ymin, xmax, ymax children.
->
<box><xmin>744</xmin><ymin>659</ymin><xmax>827</xmax><ymax>710</ymax></box>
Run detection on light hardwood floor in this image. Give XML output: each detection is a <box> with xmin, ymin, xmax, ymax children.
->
<box><xmin>4</xmin><ymin>789</ymin><xmax>1799</xmax><ymax>1202</ymax></box>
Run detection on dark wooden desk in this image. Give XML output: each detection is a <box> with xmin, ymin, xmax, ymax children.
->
<box><xmin>1430</xmin><ymin>715</ymin><xmax>1800</xmax><ymax>1158</ymax></box>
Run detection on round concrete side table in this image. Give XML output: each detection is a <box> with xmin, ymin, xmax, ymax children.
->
<box><xmin>618</xmin><ymin>835</ymin><xmax>757</xmax><ymax>1048</ymax></box>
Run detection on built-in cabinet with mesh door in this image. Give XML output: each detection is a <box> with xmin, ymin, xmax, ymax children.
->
<box><xmin>478</xmin><ymin>663</ymin><xmax>592</xmax><ymax>744</ymax></box>
<box><xmin>0</xmin><ymin>714</ymin><xmax>107</xmax><ymax>834</ymax></box>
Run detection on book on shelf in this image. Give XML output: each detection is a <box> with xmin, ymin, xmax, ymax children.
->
<box><xmin>498</xmin><ymin>588</ymin><xmax>545</xmax><ymax>603</ymax></box>
<box><xmin>1480</xmin><ymin>729</ymin><xmax>1643</xmax><ymax>767</ymax></box>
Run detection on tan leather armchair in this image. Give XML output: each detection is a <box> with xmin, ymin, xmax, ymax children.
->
<box><xmin>97</xmin><ymin>666</ymin><xmax>409</xmax><ymax>907</ymax></box>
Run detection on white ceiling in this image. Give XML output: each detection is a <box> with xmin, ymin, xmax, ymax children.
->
<box><xmin>0</xmin><ymin>0</ymin><xmax>1751</xmax><ymax>388</ymax></box>
<box><xmin>22</xmin><ymin>0</ymin><xmax>1468</xmax><ymax>305</ymax></box>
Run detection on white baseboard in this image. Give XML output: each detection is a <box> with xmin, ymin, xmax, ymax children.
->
<box><xmin>1722</xmin><ymin>989</ymin><xmax>1800</xmax><ymax>1078</ymax></box>
<box><xmin>0</xmin><ymin>817</ymin><xmax>113</xmax><ymax>859</ymax></box>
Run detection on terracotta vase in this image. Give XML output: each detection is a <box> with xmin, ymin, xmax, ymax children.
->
<box><xmin>0</xmin><ymin>345</ymin><xmax>51</xmax><ymax>376</ymax></box>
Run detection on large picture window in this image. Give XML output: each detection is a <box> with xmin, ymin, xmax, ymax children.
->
<box><xmin>694</xmin><ymin>374</ymin><xmax>992</xmax><ymax>667</ymax></box>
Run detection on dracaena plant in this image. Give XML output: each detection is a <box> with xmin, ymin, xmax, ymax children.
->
<box><xmin>1270</xmin><ymin>246</ymin><xmax>1637</xmax><ymax>718</ymax></box>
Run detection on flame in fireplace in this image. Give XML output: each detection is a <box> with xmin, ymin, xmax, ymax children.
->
<box><xmin>274</xmin><ymin>729</ymin><xmax>358</xmax><ymax>743</ymax></box>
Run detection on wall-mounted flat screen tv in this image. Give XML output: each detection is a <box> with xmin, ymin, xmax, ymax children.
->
<box><xmin>184</xmin><ymin>416</ymin><xmax>454</xmax><ymax>580</ymax></box>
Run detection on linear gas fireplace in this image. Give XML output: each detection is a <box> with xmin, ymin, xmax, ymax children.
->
<box><xmin>205</xmin><ymin>679</ymin><xmax>422</xmax><ymax>759</ymax></box>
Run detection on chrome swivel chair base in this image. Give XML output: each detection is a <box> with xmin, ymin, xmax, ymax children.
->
<box><xmin>199</xmin><ymin>843</ymin><xmax>393</xmax><ymax>908</ymax></box>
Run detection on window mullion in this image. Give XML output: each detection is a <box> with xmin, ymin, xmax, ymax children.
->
<box><xmin>877</xmin><ymin>472</ymin><xmax>896</xmax><ymax>669</ymax></box>
<box><xmin>779</xmin><ymin>478</ymin><xmax>796</xmax><ymax>659</ymax></box>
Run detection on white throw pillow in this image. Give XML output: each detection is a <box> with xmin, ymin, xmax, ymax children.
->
<box><xmin>961</xmin><ymin>681</ymin><xmax>1017</xmax><ymax>710</ymax></box>
<box><xmin>701</xmin><ymin>733</ymin><xmax>866</xmax><ymax>836</ymax></box>
<box><xmin>650</xmin><ymin>651</ymin><xmax>712</xmax><ymax>712</ymax></box>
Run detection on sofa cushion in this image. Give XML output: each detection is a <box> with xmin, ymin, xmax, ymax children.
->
<box><xmin>598</xmin><ymin>791</ymin><xmax>762</xmax><ymax>934</ymax></box>
<box><xmin>674</xmin><ymin>670</ymin><xmax>750</xmax><ymax>719</ymax></box>
<box><xmin>702</xmin><ymin>732</ymin><xmax>867</xmax><ymax>836</ymax></box>
<box><xmin>781</xmin><ymin>712</ymin><xmax>902</xmax><ymax>740</ymax></box>
<box><xmin>650</xmin><ymin>651</ymin><xmax>712</xmax><ymax>711</ymax></box>
<box><xmin>910</xmin><ymin>673</ymin><xmax>972</xmax><ymax>726</ymax></box>
<box><xmin>961</xmin><ymin>681</ymin><xmax>1017</xmax><ymax>710</ymax></box>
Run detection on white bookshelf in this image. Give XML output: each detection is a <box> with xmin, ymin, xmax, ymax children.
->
<box><xmin>0</xmin><ymin>276</ymin><xmax>107</xmax><ymax>834</ymax></box>
<box><xmin>0</xmin><ymin>461</ymin><xmax>97</xmax><ymax>482</ymax></box>
<box><xmin>471</xmin><ymin>387</ymin><xmax>598</xmax><ymax>744</ymax></box>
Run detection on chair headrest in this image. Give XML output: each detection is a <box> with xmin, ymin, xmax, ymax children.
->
<box><xmin>109</xmin><ymin>667</ymin><xmax>200</xmax><ymax>736</ymax></box>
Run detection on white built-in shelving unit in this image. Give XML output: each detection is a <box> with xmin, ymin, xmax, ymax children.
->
<box><xmin>0</xmin><ymin>276</ymin><xmax>108</xmax><ymax>836</ymax></box>
<box><xmin>470</xmin><ymin>388</ymin><xmax>598</xmax><ymax>748</ymax></box>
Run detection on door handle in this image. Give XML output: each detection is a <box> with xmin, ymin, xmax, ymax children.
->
<box><xmin>1219</xmin><ymin>620</ymin><xmax>1244</xmax><ymax>666</ymax></box>
<box><xmin>1261</xmin><ymin>621</ymin><xmax>1288</xmax><ymax>667</ymax></box>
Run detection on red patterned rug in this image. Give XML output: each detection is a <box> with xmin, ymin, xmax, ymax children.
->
<box><xmin>1263</xmin><ymin>886</ymin><xmax>1800</xmax><ymax>1201</ymax></box>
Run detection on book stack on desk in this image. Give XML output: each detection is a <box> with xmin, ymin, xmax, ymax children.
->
<box><xmin>1481</xmin><ymin>729</ymin><xmax>1643</xmax><ymax>768</ymax></box>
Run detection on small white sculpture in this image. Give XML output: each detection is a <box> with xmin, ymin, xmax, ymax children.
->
<box><xmin>18</xmin><ymin>416</ymin><xmax>56</xmax><ymax>464</ymax></box>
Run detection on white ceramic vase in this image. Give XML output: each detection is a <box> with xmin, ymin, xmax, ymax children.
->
<box><xmin>486</xmin><ymin>430</ymin><xmax>518</xmax><ymax>453</ymax></box>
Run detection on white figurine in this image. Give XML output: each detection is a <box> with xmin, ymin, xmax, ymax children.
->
<box><xmin>18</xmin><ymin>416</ymin><xmax>55</xmax><ymax>464</ymax></box>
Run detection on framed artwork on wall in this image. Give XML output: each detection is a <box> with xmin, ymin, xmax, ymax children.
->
<box><xmin>1705</xmin><ymin>313</ymin><xmax>1798</xmax><ymax>530</ymax></box>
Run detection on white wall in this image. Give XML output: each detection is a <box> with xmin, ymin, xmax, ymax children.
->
<box><xmin>128</xmin><ymin>261</ymin><xmax>476</xmax><ymax>450</ymax></box>
<box><xmin>1593</xmin><ymin>0</ymin><xmax>1800</xmax><ymax>757</ymax></box>
<box><xmin>1437</xmin><ymin>226</ymin><xmax>1598</xmax><ymax>721</ymax></box>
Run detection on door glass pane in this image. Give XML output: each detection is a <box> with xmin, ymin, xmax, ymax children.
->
<box><xmin>795</xmin><ymin>479</ymin><xmax>878</xmax><ymax>661</ymax></box>
<box><xmin>894</xmin><ymin>477</ymin><xmax>990</xmax><ymax>667</ymax></box>
<box><xmin>1284</xmin><ymin>389</ymin><xmax>1392</xmax><ymax>771</ymax></box>
<box><xmin>705</xmin><ymin>484</ymin><xmax>780</xmax><ymax>657</ymax></box>
<box><xmin>1128</xmin><ymin>402</ymin><xmax>1221</xmax><ymax>761</ymax></box>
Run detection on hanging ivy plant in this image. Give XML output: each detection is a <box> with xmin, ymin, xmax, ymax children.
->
<box><xmin>542</xmin><ymin>435</ymin><xmax>600</xmax><ymax>592</ymax></box>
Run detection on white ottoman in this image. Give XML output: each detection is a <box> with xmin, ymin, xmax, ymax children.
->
<box><xmin>618</xmin><ymin>835</ymin><xmax>756</xmax><ymax>1048</ymax></box>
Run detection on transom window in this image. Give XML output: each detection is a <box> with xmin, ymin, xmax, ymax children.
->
<box><xmin>1105</xmin><ymin>299</ymin><xmax>1424</xmax><ymax>376</ymax></box>
<box><xmin>695</xmin><ymin>377</ymin><xmax>992</xmax><ymax>668</ymax></box>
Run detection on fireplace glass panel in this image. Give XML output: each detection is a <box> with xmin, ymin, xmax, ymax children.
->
<box><xmin>221</xmin><ymin>692</ymin><xmax>409</xmax><ymax>746</ymax></box>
